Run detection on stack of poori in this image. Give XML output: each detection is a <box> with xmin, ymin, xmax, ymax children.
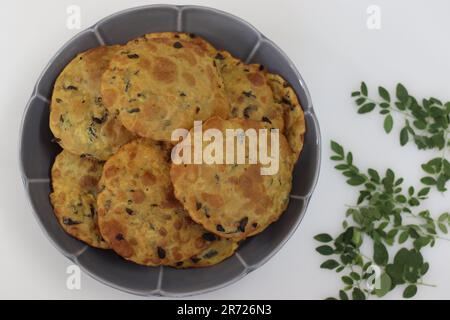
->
<box><xmin>49</xmin><ymin>32</ymin><xmax>305</xmax><ymax>268</ymax></box>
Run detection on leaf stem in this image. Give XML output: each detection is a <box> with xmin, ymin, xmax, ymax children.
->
<box><xmin>417</xmin><ymin>281</ymin><xmax>437</xmax><ymax>288</ymax></box>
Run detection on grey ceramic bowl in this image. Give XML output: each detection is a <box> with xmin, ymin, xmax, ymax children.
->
<box><xmin>19</xmin><ymin>5</ymin><xmax>321</xmax><ymax>297</ymax></box>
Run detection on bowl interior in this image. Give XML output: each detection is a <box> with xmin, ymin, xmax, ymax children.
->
<box><xmin>20</xmin><ymin>5</ymin><xmax>320</xmax><ymax>297</ymax></box>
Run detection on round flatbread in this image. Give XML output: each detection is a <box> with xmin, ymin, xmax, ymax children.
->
<box><xmin>153</xmin><ymin>36</ymin><xmax>303</xmax><ymax>162</ymax></box>
<box><xmin>49</xmin><ymin>46</ymin><xmax>134</xmax><ymax>160</ymax></box>
<box><xmin>97</xmin><ymin>139</ymin><xmax>217</xmax><ymax>266</ymax></box>
<box><xmin>172</xmin><ymin>238</ymin><xmax>238</xmax><ymax>268</ymax></box>
<box><xmin>214</xmin><ymin>50</ymin><xmax>285</xmax><ymax>132</ymax></box>
<box><xmin>266</xmin><ymin>73</ymin><xmax>306</xmax><ymax>161</ymax></box>
<box><xmin>101</xmin><ymin>36</ymin><xmax>229</xmax><ymax>142</ymax></box>
<box><xmin>144</xmin><ymin>32</ymin><xmax>217</xmax><ymax>56</ymax></box>
<box><xmin>170</xmin><ymin>117</ymin><xmax>294</xmax><ymax>241</ymax></box>
<box><xmin>50</xmin><ymin>150</ymin><xmax>109</xmax><ymax>249</ymax></box>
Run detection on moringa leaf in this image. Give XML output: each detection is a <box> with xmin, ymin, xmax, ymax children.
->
<box><xmin>316</xmin><ymin>245</ymin><xmax>334</xmax><ymax>256</ymax></box>
<box><xmin>373</xmin><ymin>242</ymin><xmax>389</xmax><ymax>266</ymax></box>
<box><xmin>321</xmin><ymin>259</ymin><xmax>339</xmax><ymax>270</ymax></box>
<box><xmin>384</xmin><ymin>114</ymin><xmax>394</xmax><ymax>133</ymax></box>
<box><xmin>331</xmin><ymin>140</ymin><xmax>344</xmax><ymax>157</ymax></box>
<box><xmin>403</xmin><ymin>285</ymin><xmax>417</xmax><ymax>299</ymax></box>
<box><xmin>352</xmin><ymin>288</ymin><xmax>366</xmax><ymax>300</ymax></box>
<box><xmin>361</xmin><ymin>82</ymin><xmax>368</xmax><ymax>96</ymax></box>
<box><xmin>339</xmin><ymin>290</ymin><xmax>349</xmax><ymax>300</ymax></box>
<box><xmin>378</xmin><ymin>86</ymin><xmax>391</xmax><ymax>102</ymax></box>
<box><xmin>358</xmin><ymin>103</ymin><xmax>376</xmax><ymax>114</ymax></box>
<box><xmin>400</xmin><ymin>127</ymin><xmax>409</xmax><ymax>146</ymax></box>
<box><xmin>375</xmin><ymin>273</ymin><xmax>392</xmax><ymax>298</ymax></box>
<box><xmin>396</xmin><ymin>83</ymin><xmax>409</xmax><ymax>102</ymax></box>
<box><xmin>314</xmin><ymin>233</ymin><xmax>333</xmax><ymax>243</ymax></box>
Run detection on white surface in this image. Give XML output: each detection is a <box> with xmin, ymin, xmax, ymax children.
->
<box><xmin>0</xmin><ymin>0</ymin><xmax>449</xmax><ymax>299</ymax></box>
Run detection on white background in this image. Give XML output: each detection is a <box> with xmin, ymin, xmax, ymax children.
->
<box><xmin>0</xmin><ymin>0</ymin><xmax>449</xmax><ymax>299</ymax></box>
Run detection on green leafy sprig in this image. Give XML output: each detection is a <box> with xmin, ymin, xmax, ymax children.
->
<box><xmin>315</xmin><ymin>141</ymin><xmax>449</xmax><ymax>300</ymax></box>
<box><xmin>351</xmin><ymin>83</ymin><xmax>450</xmax><ymax>192</ymax></box>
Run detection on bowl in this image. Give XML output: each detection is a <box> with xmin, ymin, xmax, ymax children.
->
<box><xmin>19</xmin><ymin>4</ymin><xmax>321</xmax><ymax>297</ymax></box>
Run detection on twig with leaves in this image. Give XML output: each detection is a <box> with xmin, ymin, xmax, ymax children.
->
<box><xmin>315</xmin><ymin>141</ymin><xmax>449</xmax><ymax>300</ymax></box>
<box><xmin>351</xmin><ymin>83</ymin><xmax>450</xmax><ymax>192</ymax></box>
